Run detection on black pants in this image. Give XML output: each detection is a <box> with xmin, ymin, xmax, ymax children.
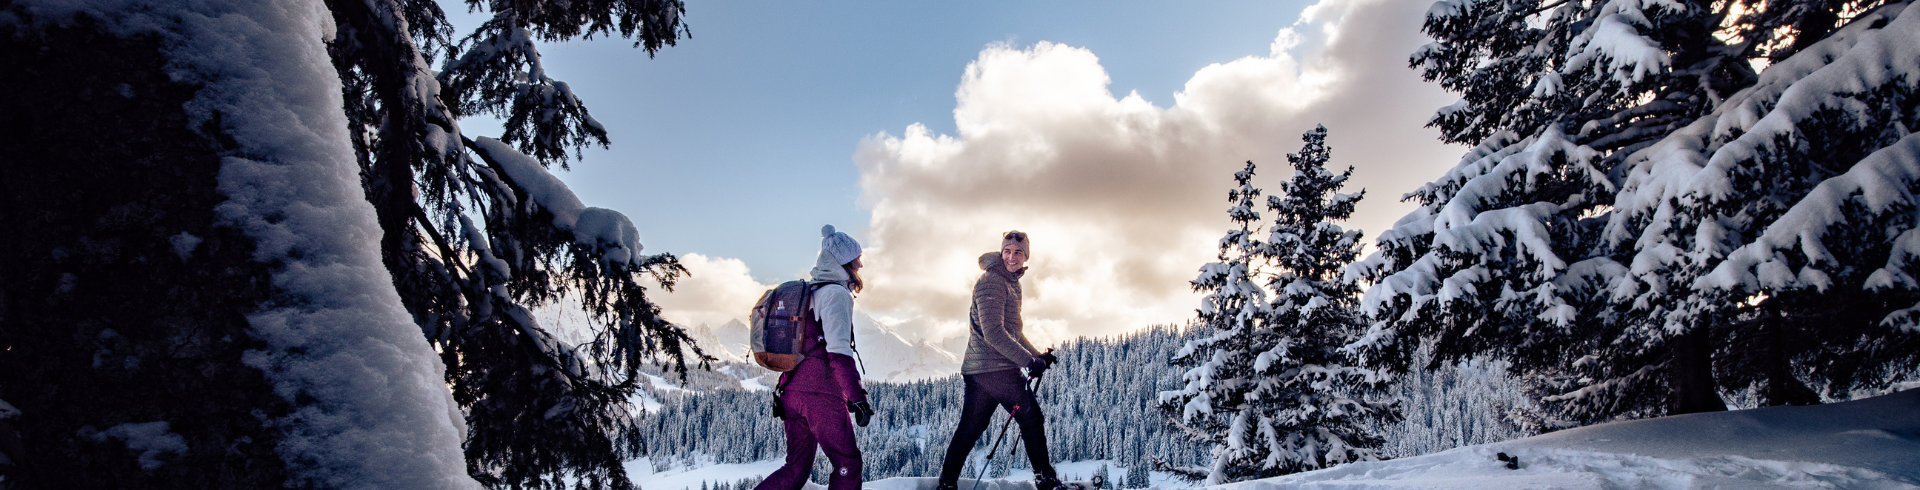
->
<box><xmin>937</xmin><ymin>369</ymin><xmax>1055</xmax><ymax>484</ymax></box>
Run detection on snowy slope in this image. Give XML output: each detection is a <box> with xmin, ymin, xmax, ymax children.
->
<box><xmin>1236</xmin><ymin>388</ymin><xmax>1920</xmax><ymax>489</ymax></box>
<box><xmin>650</xmin><ymin>389</ymin><xmax>1918</xmax><ymax>490</ymax></box>
<box><xmin>854</xmin><ymin>312</ymin><xmax>963</xmax><ymax>382</ymax></box>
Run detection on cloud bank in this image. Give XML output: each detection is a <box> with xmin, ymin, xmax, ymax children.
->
<box><xmin>851</xmin><ymin>0</ymin><xmax>1465</xmax><ymax>345</ymax></box>
<box><xmin>645</xmin><ymin>0</ymin><xmax>1466</xmax><ymax>350</ymax></box>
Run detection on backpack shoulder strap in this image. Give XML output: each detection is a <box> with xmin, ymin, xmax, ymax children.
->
<box><xmin>802</xmin><ymin>281</ymin><xmax>868</xmax><ymax>375</ymax></box>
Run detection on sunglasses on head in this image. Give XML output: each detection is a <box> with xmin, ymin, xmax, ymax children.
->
<box><xmin>1003</xmin><ymin>230</ymin><xmax>1027</xmax><ymax>242</ymax></box>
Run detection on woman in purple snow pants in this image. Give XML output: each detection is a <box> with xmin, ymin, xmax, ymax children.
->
<box><xmin>757</xmin><ymin>225</ymin><xmax>874</xmax><ymax>490</ymax></box>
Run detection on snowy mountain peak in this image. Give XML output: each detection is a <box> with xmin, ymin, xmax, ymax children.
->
<box><xmin>682</xmin><ymin>313</ymin><xmax>964</xmax><ymax>382</ymax></box>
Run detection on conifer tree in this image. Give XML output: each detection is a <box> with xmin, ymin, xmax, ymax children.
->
<box><xmin>1355</xmin><ymin>0</ymin><xmax>1920</xmax><ymax>425</ymax></box>
<box><xmin>1160</xmin><ymin>160</ymin><xmax>1272</xmax><ymax>483</ymax></box>
<box><xmin>1161</xmin><ymin>127</ymin><xmax>1394</xmax><ymax>483</ymax></box>
<box><xmin>1125</xmin><ymin>460</ymin><xmax>1152</xmax><ymax>489</ymax></box>
<box><xmin>1</xmin><ymin>0</ymin><xmax>699</xmax><ymax>485</ymax></box>
<box><xmin>323</xmin><ymin>0</ymin><xmax>705</xmax><ymax>487</ymax></box>
<box><xmin>1258</xmin><ymin>126</ymin><xmax>1399</xmax><ymax>470</ymax></box>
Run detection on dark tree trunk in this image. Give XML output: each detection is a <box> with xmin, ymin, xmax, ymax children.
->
<box><xmin>1784</xmin><ymin>6</ymin><xmax>1841</xmax><ymax>59</ymax></box>
<box><xmin>1668</xmin><ymin>326</ymin><xmax>1727</xmax><ymax>415</ymax></box>
<box><xmin>1759</xmin><ymin>299</ymin><xmax>1821</xmax><ymax>406</ymax></box>
<box><xmin>0</xmin><ymin>10</ymin><xmax>293</xmax><ymax>488</ymax></box>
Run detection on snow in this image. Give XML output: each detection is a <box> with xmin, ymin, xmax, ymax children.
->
<box><xmin>12</xmin><ymin>0</ymin><xmax>480</xmax><ymax>487</ymax></box>
<box><xmin>740</xmin><ymin>377</ymin><xmax>771</xmax><ymax>391</ymax></box>
<box><xmin>629</xmin><ymin>458</ymin><xmax>1176</xmax><ymax>490</ymax></box>
<box><xmin>1356</xmin><ymin>125</ymin><xmax>1608</xmax><ymax>332</ymax></box>
<box><xmin>471</xmin><ymin>137</ymin><xmax>644</xmax><ymax>267</ymax></box>
<box><xmin>632</xmin><ymin>388</ymin><xmax>1918</xmax><ymax>490</ymax></box>
<box><xmin>168</xmin><ymin>232</ymin><xmax>202</xmax><ymax>260</ymax></box>
<box><xmin>1563</xmin><ymin>0</ymin><xmax>1671</xmax><ymax>84</ymax></box>
<box><xmin>79</xmin><ymin>422</ymin><xmax>189</xmax><ymax>470</ymax></box>
<box><xmin>631</xmin><ymin>392</ymin><xmax>664</xmax><ymax>413</ymax></box>
<box><xmin>645</xmin><ymin>373</ymin><xmax>691</xmax><ymax>393</ymax></box>
<box><xmin>1698</xmin><ymin>0</ymin><xmax>1920</xmax><ymax>301</ymax></box>
<box><xmin>628</xmin><ymin>458</ymin><xmax>784</xmax><ymax>490</ymax></box>
<box><xmin>1244</xmin><ymin>388</ymin><xmax>1920</xmax><ymax>489</ymax></box>
<box><xmin>854</xmin><ymin>312</ymin><xmax>964</xmax><ymax>381</ymax></box>
<box><xmin>475</xmin><ymin>137</ymin><xmax>586</xmax><ymax>225</ymax></box>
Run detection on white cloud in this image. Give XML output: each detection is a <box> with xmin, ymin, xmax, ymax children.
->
<box><xmin>646</xmin><ymin>253</ymin><xmax>773</xmax><ymax>330</ymax></box>
<box><xmin>850</xmin><ymin>0</ymin><xmax>1465</xmax><ymax>344</ymax></box>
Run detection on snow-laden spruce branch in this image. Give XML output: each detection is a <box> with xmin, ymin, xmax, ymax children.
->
<box><xmin>1356</xmin><ymin>0</ymin><xmax>1920</xmax><ymax>425</ymax></box>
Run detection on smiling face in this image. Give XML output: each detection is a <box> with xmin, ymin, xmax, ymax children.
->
<box><xmin>1001</xmin><ymin>231</ymin><xmax>1028</xmax><ymax>272</ymax></box>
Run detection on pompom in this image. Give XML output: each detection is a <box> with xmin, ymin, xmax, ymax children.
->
<box><xmin>822</xmin><ymin>224</ymin><xmax>836</xmax><ymax>238</ymax></box>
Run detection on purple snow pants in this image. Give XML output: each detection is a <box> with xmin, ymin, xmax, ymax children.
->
<box><xmin>755</xmin><ymin>390</ymin><xmax>861</xmax><ymax>490</ymax></box>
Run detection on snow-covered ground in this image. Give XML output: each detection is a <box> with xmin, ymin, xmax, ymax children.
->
<box><xmin>638</xmin><ymin>388</ymin><xmax>1918</xmax><ymax>489</ymax></box>
<box><xmin>1250</xmin><ymin>388</ymin><xmax>1919</xmax><ymax>489</ymax></box>
<box><xmin>630</xmin><ymin>458</ymin><xmax>784</xmax><ymax>490</ymax></box>
<box><xmin>630</xmin><ymin>457</ymin><xmax>1183</xmax><ymax>490</ymax></box>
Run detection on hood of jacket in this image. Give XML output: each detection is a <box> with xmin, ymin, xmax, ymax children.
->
<box><xmin>810</xmin><ymin>250</ymin><xmax>851</xmax><ymax>285</ymax></box>
<box><xmin>978</xmin><ymin>251</ymin><xmax>1025</xmax><ymax>280</ymax></box>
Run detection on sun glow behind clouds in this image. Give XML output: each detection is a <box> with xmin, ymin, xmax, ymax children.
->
<box><xmin>851</xmin><ymin>0</ymin><xmax>1462</xmax><ymax>345</ymax></box>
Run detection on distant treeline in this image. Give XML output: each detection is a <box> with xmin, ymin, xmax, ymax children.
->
<box><xmin>634</xmin><ymin>324</ymin><xmax>1529</xmax><ymax>484</ymax></box>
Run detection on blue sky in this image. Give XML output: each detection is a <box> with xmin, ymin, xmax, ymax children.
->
<box><xmin>449</xmin><ymin>0</ymin><xmax>1314</xmax><ymax>282</ymax></box>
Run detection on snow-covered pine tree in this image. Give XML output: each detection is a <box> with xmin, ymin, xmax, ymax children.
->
<box><xmin>323</xmin><ymin>0</ymin><xmax>705</xmax><ymax>487</ymax></box>
<box><xmin>1125</xmin><ymin>459</ymin><xmax>1152</xmax><ymax>489</ymax></box>
<box><xmin>1159</xmin><ymin>161</ymin><xmax>1274</xmax><ymax>483</ymax></box>
<box><xmin>1254</xmin><ymin>126</ymin><xmax>1398</xmax><ymax>471</ymax></box>
<box><xmin>1347</xmin><ymin>0</ymin><xmax>1654</xmax><ymax>420</ymax></box>
<box><xmin>1355</xmin><ymin>0</ymin><xmax>1920</xmax><ymax>425</ymax></box>
<box><xmin>1162</xmin><ymin>128</ymin><xmax>1394</xmax><ymax>483</ymax></box>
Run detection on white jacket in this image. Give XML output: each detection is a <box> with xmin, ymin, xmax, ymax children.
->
<box><xmin>807</xmin><ymin>250</ymin><xmax>856</xmax><ymax>357</ymax></box>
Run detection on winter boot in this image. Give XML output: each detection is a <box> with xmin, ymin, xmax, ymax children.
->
<box><xmin>1033</xmin><ymin>474</ymin><xmax>1066</xmax><ymax>490</ymax></box>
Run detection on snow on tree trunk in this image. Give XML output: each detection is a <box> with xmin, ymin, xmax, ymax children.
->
<box><xmin>8</xmin><ymin>0</ymin><xmax>480</xmax><ymax>487</ymax></box>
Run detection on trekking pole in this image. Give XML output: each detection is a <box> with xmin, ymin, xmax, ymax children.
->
<box><xmin>982</xmin><ymin>406</ymin><xmax>1018</xmax><ymax>460</ymax></box>
<box><xmin>983</xmin><ymin>371</ymin><xmax>1043</xmax><ymax>460</ymax></box>
<box><xmin>969</xmin><ymin>412</ymin><xmax>1009</xmax><ymax>490</ymax></box>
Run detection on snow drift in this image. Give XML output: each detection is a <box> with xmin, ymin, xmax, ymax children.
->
<box><xmin>1247</xmin><ymin>388</ymin><xmax>1920</xmax><ymax>489</ymax></box>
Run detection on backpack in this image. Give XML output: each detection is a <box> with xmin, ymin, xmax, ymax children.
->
<box><xmin>749</xmin><ymin>280</ymin><xmax>824</xmax><ymax>372</ymax></box>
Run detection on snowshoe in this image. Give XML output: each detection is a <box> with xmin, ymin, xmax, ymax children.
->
<box><xmin>1034</xmin><ymin>475</ymin><xmax>1105</xmax><ymax>490</ymax></box>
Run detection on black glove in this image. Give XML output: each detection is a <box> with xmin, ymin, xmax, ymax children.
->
<box><xmin>847</xmin><ymin>400</ymin><xmax>874</xmax><ymax>427</ymax></box>
<box><xmin>1026</xmin><ymin>351</ymin><xmax>1056</xmax><ymax>378</ymax></box>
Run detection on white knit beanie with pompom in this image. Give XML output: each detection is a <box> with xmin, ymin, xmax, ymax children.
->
<box><xmin>820</xmin><ymin>225</ymin><xmax>862</xmax><ymax>265</ymax></box>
